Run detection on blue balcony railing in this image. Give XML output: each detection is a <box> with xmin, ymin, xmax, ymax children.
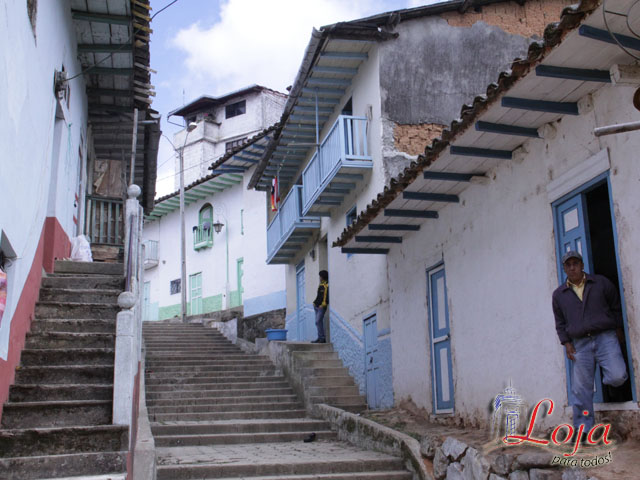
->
<box><xmin>301</xmin><ymin>115</ymin><xmax>372</xmax><ymax>215</ymax></box>
<box><xmin>267</xmin><ymin>185</ymin><xmax>320</xmax><ymax>264</ymax></box>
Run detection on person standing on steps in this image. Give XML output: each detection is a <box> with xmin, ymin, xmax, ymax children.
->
<box><xmin>312</xmin><ymin>270</ymin><xmax>329</xmax><ymax>344</ymax></box>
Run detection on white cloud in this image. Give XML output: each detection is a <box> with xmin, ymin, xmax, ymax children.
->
<box><xmin>171</xmin><ymin>0</ymin><xmax>390</xmax><ymax>97</ymax></box>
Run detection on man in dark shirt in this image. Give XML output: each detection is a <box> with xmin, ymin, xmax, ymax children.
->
<box><xmin>312</xmin><ymin>270</ymin><xmax>329</xmax><ymax>344</ymax></box>
<box><xmin>552</xmin><ymin>251</ymin><xmax>627</xmax><ymax>432</ymax></box>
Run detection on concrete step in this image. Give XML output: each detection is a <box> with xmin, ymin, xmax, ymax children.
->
<box><xmin>146</xmin><ymin>387</ymin><xmax>294</xmax><ymax>400</ymax></box>
<box><xmin>306</xmin><ymin>385</ymin><xmax>361</xmax><ymax>397</ymax></box>
<box><xmin>53</xmin><ymin>261</ymin><xmax>123</xmax><ymax>276</ymax></box>
<box><xmin>148</xmin><ymin>400</ymin><xmax>303</xmax><ymax>415</ymax></box>
<box><xmin>0</xmin><ymin>425</ymin><xmax>127</xmax><ymax>457</ymax></box>
<box><xmin>25</xmin><ymin>332</ymin><xmax>115</xmax><ymax>350</ymax></box>
<box><xmin>297</xmin><ymin>359</ymin><xmax>344</xmax><ymax>369</ymax></box>
<box><xmin>303</xmin><ymin>376</ymin><xmax>356</xmax><ymax>388</ymax></box>
<box><xmin>145</xmin><ymin>370</ymin><xmax>279</xmax><ymax>381</ymax></box>
<box><xmin>35</xmin><ymin>303</ymin><xmax>119</xmax><ymax>320</ymax></box>
<box><xmin>216</xmin><ymin>473</ymin><xmax>411</xmax><ymax>480</ymax></box>
<box><xmin>1</xmin><ymin>400</ymin><xmax>112</xmax><ymax>429</ymax></box>
<box><xmin>155</xmin><ymin>452</ymin><xmax>406</xmax><ymax>480</ymax></box>
<box><xmin>15</xmin><ymin>366</ymin><xmax>113</xmax><ymax>385</ymax></box>
<box><xmin>29</xmin><ymin>319</ymin><xmax>116</xmax><ymax>334</ymax></box>
<box><xmin>145</xmin><ymin>353</ymin><xmax>255</xmax><ymax>361</ymax></box>
<box><xmin>38</xmin><ymin>288</ymin><xmax>120</xmax><ymax>304</ymax></box>
<box><xmin>145</xmin><ymin>380</ymin><xmax>290</xmax><ymax>391</ymax></box>
<box><xmin>153</xmin><ymin>429</ymin><xmax>337</xmax><ymax>447</ymax></box>
<box><xmin>292</xmin><ymin>351</ymin><xmax>339</xmax><ymax>360</ymax></box>
<box><xmin>144</xmin><ymin>364</ymin><xmax>275</xmax><ymax>374</ymax></box>
<box><xmin>149</xmin><ymin>409</ymin><xmax>308</xmax><ymax>422</ymax></box>
<box><xmin>299</xmin><ymin>367</ymin><xmax>349</xmax><ymax>377</ymax></box>
<box><xmin>147</xmin><ymin>395</ymin><xmax>299</xmax><ymax>409</ymax></box>
<box><xmin>278</xmin><ymin>342</ymin><xmax>334</xmax><ymax>352</ymax></box>
<box><xmin>145</xmin><ymin>359</ymin><xmax>270</xmax><ymax>368</ymax></box>
<box><xmin>20</xmin><ymin>349</ymin><xmax>114</xmax><ymax>367</ymax></box>
<box><xmin>145</xmin><ymin>348</ymin><xmax>241</xmax><ymax>354</ymax></box>
<box><xmin>42</xmin><ymin>275</ymin><xmax>124</xmax><ymax>290</ymax></box>
<box><xmin>150</xmin><ymin>419</ymin><xmax>329</xmax><ymax>436</ymax></box>
<box><xmin>9</xmin><ymin>384</ymin><xmax>112</xmax><ymax>402</ymax></box>
<box><xmin>0</xmin><ymin>451</ymin><xmax>126</xmax><ymax>480</ymax></box>
<box><xmin>309</xmin><ymin>395</ymin><xmax>367</xmax><ymax>410</ymax></box>
<box><xmin>144</xmin><ymin>341</ymin><xmax>235</xmax><ymax>347</ymax></box>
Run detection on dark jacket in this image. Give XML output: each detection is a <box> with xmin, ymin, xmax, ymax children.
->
<box><xmin>313</xmin><ymin>281</ymin><xmax>329</xmax><ymax>308</ymax></box>
<box><xmin>552</xmin><ymin>273</ymin><xmax>622</xmax><ymax>344</ymax></box>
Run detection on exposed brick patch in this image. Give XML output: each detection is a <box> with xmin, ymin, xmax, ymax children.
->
<box><xmin>394</xmin><ymin>123</ymin><xmax>446</xmax><ymax>156</ymax></box>
<box><xmin>441</xmin><ymin>0</ymin><xmax>574</xmax><ymax>38</ymax></box>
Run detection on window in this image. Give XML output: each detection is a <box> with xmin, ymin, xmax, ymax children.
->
<box><xmin>170</xmin><ymin>279</ymin><xmax>181</xmax><ymax>295</ymax></box>
<box><xmin>225</xmin><ymin>100</ymin><xmax>246</xmax><ymax>119</ymax></box>
<box><xmin>225</xmin><ymin>137</ymin><xmax>248</xmax><ymax>153</ymax></box>
<box><xmin>194</xmin><ymin>204</ymin><xmax>213</xmax><ymax>250</ymax></box>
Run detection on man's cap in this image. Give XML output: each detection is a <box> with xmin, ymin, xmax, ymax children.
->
<box><xmin>561</xmin><ymin>251</ymin><xmax>583</xmax><ymax>264</ymax></box>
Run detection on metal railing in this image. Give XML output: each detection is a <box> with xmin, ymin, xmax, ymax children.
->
<box><xmin>302</xmin><ymin>115</ymin><xmax>369</xmax><ymax>211</ymax></box>
<box><xmin>193</xmin><ymin>224</ymin><xmax>213</xmax><ymax>250</ymax></box>
<box><xmin>85</xmin><ymin>195</ymin><xmax>124</xmax><ymax>245</ymax></box>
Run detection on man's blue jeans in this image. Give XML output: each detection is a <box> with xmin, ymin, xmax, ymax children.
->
<box><xmin>314</xmin><ymin>306</ymin><xmax>326</xmax><ymax>341</ymax></box>
<box><xmin>571</xmin><ymin>330</ymin><xmax>627</xmax><ymax>430</ymax></box>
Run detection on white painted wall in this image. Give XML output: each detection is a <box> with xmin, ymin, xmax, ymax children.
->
<box><xmin>387</xmin><ymin>83</ymin><xmax>640</xmax><ymax>429</ymax></box>
<box><xmin>0</xmin><ymin>0</ymin><xmax>88</xmax><ymax>358</ymax></box>
<box><xmin>142</xmin><ymin>167</ymin><xmax>285</xmax><ymax>320</ymax></box>
<box><xmin>174</xmin><ymin>90</ymin><xmax>286</xmax><ymax>187</ymax></box>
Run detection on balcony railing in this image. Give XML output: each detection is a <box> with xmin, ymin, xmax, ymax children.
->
<box><xmin>301</xmin><ymin>115</ymin><xmax>372</xmax><ymax>216</ymax></box>
<box><xmin>85</xmin><ymin>195</ymin><xmax>124</xmax><ymax>245</ymax></box>
<box><xmin>267</xmin><ymin>185</ymin><xmax>320</xmax><ymax>264</ymax></box>
<box><xmin>143</xmin><ymin>240</ymin><xmax>158</xmax><ymax>269</ymax></box>
<box><xmin>193</xmin><ymin>224</ymin><xmax>213</xmax><ymax>250</ymax></box>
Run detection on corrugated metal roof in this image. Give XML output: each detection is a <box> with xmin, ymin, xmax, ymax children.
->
<box><xmin>333</xmin><ymin>0</ymin><xmax>603</xmax><ymax>248</ymax></box>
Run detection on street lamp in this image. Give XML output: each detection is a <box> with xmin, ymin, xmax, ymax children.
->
<box><xmin>163</xmin><ymin>121</ymin><xmax>197</xmax><ymax>322</ymax></box>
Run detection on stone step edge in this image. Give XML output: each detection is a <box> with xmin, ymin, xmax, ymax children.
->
<box><xmin>4</xmin><ymin>399</ymin><xmax>112</xmax><ymax>408</ymax></box>
<box><xmin>39</xmin><ymin>288</ymin><xmax>122</xmax><ymax>294</ymax></box>
<box><xmin>193</xmin><ymin>473</ymin><xmax>410</xmax><ymax>480</ymax></box>
<box><xmin>0</xmin><ymin>424</ymin><xmax>126</xmax><ymax>435</ymax></box>
<box><xmin>17</xmin><ymin>364</ymin><xmax>113</xmax><ymax>370</ymax></box>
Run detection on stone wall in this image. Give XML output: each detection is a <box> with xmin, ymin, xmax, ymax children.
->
<box><xmin>394</xmin><ymin>123</ymin><xmax>445</xmax><ymax>156</ymax></box>
<box><xmin>237</xmin><ymin>308</ymin><xmax>286</xmax><ymax>343</ymax></box>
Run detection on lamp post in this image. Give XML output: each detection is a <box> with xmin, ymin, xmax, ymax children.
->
<box><xmin>162</xmin><ymin>121</ymin><xmax>197</xmax><ymax>322</ymax></box>
<box><xmin>212</xmin><ymin>205</ymin><xmax>230</xmax><ymax>309</ymax></box>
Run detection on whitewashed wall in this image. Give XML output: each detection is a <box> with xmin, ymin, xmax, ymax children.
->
<box><xmin>142</xmin><ymin>167</ymin><xmax>285</xmax><ymax>320</ymax></box>
<box><xmin>0</xmin><ymin>0</ymin><xmax>87</xmax><ymax>358</ymax></box>
<box><xmin>387</xmin><ymin>83</ymin><xmax>640</xmax><ymax>429</ymax></box>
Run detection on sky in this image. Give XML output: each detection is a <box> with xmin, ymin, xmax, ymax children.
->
<box><xmin>149</xmin><ymin>0</ymin><xmax>441</xmax><ymax>197</ymax></box>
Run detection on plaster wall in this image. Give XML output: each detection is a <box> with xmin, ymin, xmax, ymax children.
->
<box><xmin>175</xmin><ymin>91</ymin><xmax>286</xmax><ymax>187</ymax></box>
<box><xmin>387</xmin><ymin>83</ymin><xmax>640</xmax><ymax>430</ymax></box>
<box><xmin>0</xmin><ymin>0</ymin><xmax>87</xmax><ymax>358</ymax></box>
<box><xmin>142</xmin><ymin>169</ymin><xmax>285</xmax><ymax>320</ymax></box>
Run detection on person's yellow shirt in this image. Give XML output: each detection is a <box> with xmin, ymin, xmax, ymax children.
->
<box><xmin>567</xmin><ymin>274</ymin><xmax>586</xmax><ymax>301</ymax></box>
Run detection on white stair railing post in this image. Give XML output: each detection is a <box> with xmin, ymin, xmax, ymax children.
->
<box><xmin>113</xmin><ymin>184</ymin><xmax>144</xmax><ymax>436</ymax></box>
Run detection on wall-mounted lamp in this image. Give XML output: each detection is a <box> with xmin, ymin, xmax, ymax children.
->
<box><xmin>213</xmin><ymin>221</ymin><xmax>224</xmax><ymax>234</ymax></box>
<box><xmin>310</xmin><ymin>248</ymin><xmax>316</xmax><ymax>261</ymax></box>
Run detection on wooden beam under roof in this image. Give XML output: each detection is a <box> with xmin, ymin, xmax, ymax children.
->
<box><xmin>384</xmin><ymin>209</ymin><xmax>438</xmax><ymax>219</ymax></box>
<box><xmin>72</xmin><ymin>11</ymin><xmax>131</xmax><ymax>25</ymax></box>
<box><xmin>579</xmin><ymin>25</ymin><xmax>640</xmax><ymax>52</ymax></box>
<box><xmin>78</xmin><ymin>44</ymin><xmax>133</xmax><ymax>53</ymax></box>
<box><xmin>450</xmin><ymin>146</ymin><xmax>512</xmax><ymax>160</ymax></box>
<box><xmin>306</xmin><ymin>77</ymin><xmax>352</xmax><ymax>87</ymax></box>
<box><xmin>312</xmin><ymin>66</ymin><xmax>359</xmax><ymax>75</ymax></box>
<box><xmin>423</xmin><ymin>171</ymin><xmax>484</xmax><ymax>182</ymax></box>
<box><xmin>355</xmin><ymin>236</ymin><xmax>402</xmax><ymax>243</ymax></box>
<box><xmin>475</xmin><ymin>121</ymin><xmax>539</xmax><ymax>138</ymax></box>
<box><xmin>535</xmin><ymin>65</ymin><xmax>611</xmax><ymax>83</ymax></box>
<box><xmin>85</xmin><ymin>67</ymin><xmax>134</xmax><ymax>76</ymax></box>
<box><xmin>341</xmin><ymin>247</ymin><xmax>388</xmax><ymax>255</ymax></box>
<box><xmin>368</xmin><ymin>224</ymin><xmax>420</xmax><ymax>231</ymax></box>
<box><xmin>321</xmin><ymin>52</ymin><xmax>368</xmax><ymax>60</ymax></box>
<box><xmin>501</xmin><ymin>97</ymin><xmax>579</xmax><ymax>115</ymax></box>
<box><xmin>301</xmin><ymin>87</ymin><xmax>345</xmax><ymax>97</ymax></box>
<box><xmin>403</xmin><ymin>192</ymin><xmax>459</xmax><ymax>203</ymax></box>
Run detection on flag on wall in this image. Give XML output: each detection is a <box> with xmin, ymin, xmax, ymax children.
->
<box><xmin>270</xmin><ymin>176</ymin><xmax>280</xmax><ymax>212</ymax></box>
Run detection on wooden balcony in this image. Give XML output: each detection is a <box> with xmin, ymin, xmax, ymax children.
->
<box><xmin>301</xmin><ymin>115</ymin><xmax>372</xmax><ymax>216</ymax></box>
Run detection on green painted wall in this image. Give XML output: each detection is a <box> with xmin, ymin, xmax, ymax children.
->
<box><xmin>229</xmin><ymin>290</ymin><xmax>242</xmax><ymax>308</ymax></box>
<box><xmin>158</xmin><ymin>294</ymin><xmax>224</xmax><ymax>320</ymax></box>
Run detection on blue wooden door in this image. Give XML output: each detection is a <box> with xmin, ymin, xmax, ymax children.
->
<box><xmin>553</xmin><ymin>193</ymin><xmax>604</xmax><ymax>403</ymax></box>
<box><xmin>296</xmin><ymin>263</ymin><xmax>305</xmax><ymax>341</ymax></box>
<box><xmin>428</xmin><ymin>266</ymin><xmax>454</xmax><ymax>413</ymax></box>
<box><xmin>364</xmin><ymin>314</ymin><xmax>379</xmax><ymax>409</ymax></box>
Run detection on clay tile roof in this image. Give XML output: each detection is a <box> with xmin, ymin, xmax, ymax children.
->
<box><xmin>333</xmin><ymin>0</ymin><xmax>602</xmax><ymax>248</ymax></box>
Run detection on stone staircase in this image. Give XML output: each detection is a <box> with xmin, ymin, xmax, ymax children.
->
<box><xmin>143</xmin><ymin>322</ymin><xmax>411</xmax><ymax>480</ymax></box>
<box><xmin>285</xmin><ymin>343</ymin><xmax>367</xmax><ymax>413</ymax></box>
<box><xmin>0</xmin><ymin>260</ymin><xmax>128</xmax><ymax>479</ymax></box>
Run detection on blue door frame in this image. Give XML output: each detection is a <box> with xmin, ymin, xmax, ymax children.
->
<box><xmin>427</xmin><ymin>263</ymin><xmax>455</xmax><ymax>414</ymax></box>
<box><xmin>364</xmin><ymin>313</ymin><xmax>379</xmax><ymax>409</ymax></box>
<box><xmin>552</xmin><ymin>172</ymin><xmax>636</xmax><ymax>403</ymax></box>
